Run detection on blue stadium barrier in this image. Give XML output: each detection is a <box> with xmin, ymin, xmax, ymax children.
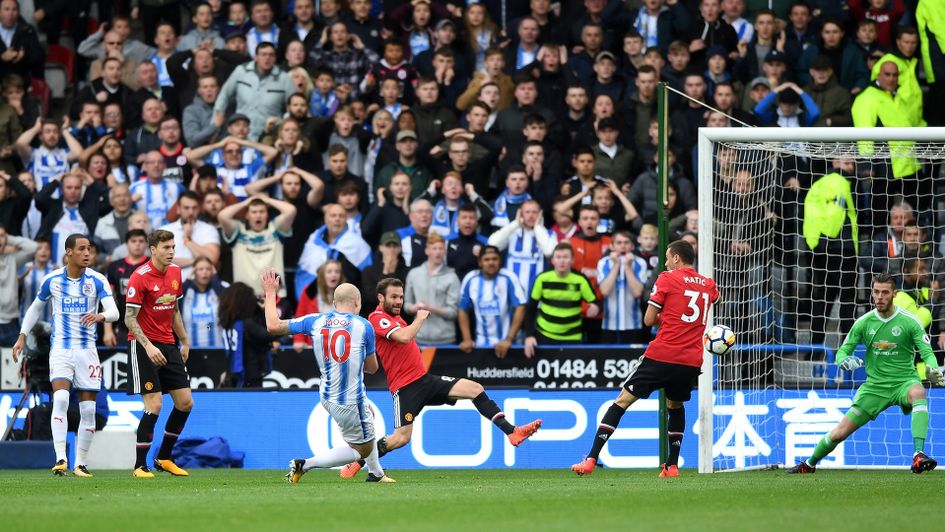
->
<box><xmin>2</xmin><ymin>388</ymin><xmax>940</xmax><ymax>469</ymax></box>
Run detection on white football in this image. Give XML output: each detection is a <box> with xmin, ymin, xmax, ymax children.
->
<box><xmin>704</xmin><ymin>324</ymin><xmax>736</xmax><ymax>356</ymax></box>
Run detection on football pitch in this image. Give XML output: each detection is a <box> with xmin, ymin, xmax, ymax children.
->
<box><xmin>1</xmin><ymin>468</ymin><xmax>941</xmax><ymax>531</ymax></box>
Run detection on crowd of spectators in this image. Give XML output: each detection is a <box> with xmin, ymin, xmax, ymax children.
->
<box><xmin>0</xmin><ymin>0</ymin><xmax>944</xmax><ymax>373</ymax></box>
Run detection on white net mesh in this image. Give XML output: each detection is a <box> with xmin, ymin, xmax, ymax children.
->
<box><xmin>704</xmin><ymin>136</ymin><xmax>945</xmax><ymax>471</ymax></box>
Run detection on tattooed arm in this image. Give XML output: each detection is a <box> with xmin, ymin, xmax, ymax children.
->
<box><xmin>125</xmin><ymin>305</ymin><xmax>168</xmax><ymax>366</ymax></box>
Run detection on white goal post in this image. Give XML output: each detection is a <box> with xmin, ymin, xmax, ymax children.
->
<box><xmin>696</xmin><ymin>126</ymin><xmax>945</xmax><ymax>473</ymax></box>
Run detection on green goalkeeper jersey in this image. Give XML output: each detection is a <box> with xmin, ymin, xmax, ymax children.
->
<box><xmin>836</xmin><ymin>306</ymin><xmax>937</xmax><ymax>384</ymax></box>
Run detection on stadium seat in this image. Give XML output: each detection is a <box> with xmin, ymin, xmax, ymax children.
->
<box><xmin>43</xmin><ymin>65</ymin><xmax>68</xmax><ymax>100</ymax></box>
<box><xmin>46</xmin><ymin>44</ymin><xmax>75</xmax><ymax>84</ymax></box>
<box><xmin>29</xmin><ymin>78</ymin><xmax>49</xmax><ymax>117</ymax></box>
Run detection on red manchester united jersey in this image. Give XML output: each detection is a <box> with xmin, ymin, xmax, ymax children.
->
<box><xmin>125</xmin><ymin>261</ymin><xmax>183</xmax><ymax>344</ymax></box>
<box><xmin>646</xmin><ymin>267</ymin><xmax>719</xmax><ymax>368</ymax></box>
<box><xmin>369</xmin><ymin>307</ymin><xmax>427</xmax><ymax>393</ymax></box>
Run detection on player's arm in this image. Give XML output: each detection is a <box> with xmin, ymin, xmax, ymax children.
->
<box><xmin>643</xmin><ymin>304</ymin><xmax>660</xmax><ymax>328</ymax></box>
<box><xmin>125</xmin><ymin>306</ymin><xmax>168</xmax><ymax>366</ymax></box>
<box><xmin>364</xmin><ymin>353</ymin><xmax>379</xmax><ymax>374</ymax></box>
<box><xmin>261</xmin><ymin>268</ymin><xmax>291</xmax><ymax>335</ymax></box>
<box><xmin>11</xmin><ymin>297</ymin><xmax>46</xmax><ymax>362</ymax></box>
<box><xmin>389</xmin><ymin>310</ymin><xmax>431</xmax><ymax>344</ymax></box>
<box><xmin>834</xmin><ymin>318</ymin><xmax>865</xmax><ymax>370</ymax></box>
<box><xmin>82</xmin><ymin>295</ymin><xmax>120</xmax><ymax>327</ymax></box>
<box><xmin>909</xmin><ymin>318</ymin><xmax>944</xmax><ymax>385</ymax></box>
<box><xmin>172</xmin><ymin>301</ymin><xmax>190</xmax><ymax>362</ymax></box>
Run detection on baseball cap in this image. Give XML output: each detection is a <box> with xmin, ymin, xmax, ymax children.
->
<box><xmin>227</xmin><ymin>113</ymin><xmax>250</xmax><ymax>127</ymax></box>
<box><xmin>396</xmin><ymin>129</ymin><xmax>418</xmax><ymax>142</ymax></box>
<box><xmin>810</xmin><ymin>54</ymin><xmax>833</xmax><ymax>70</ymax></box>
<box><xmin>380</xmin><ymin>231</ymin><xmax>401</xmax><ymax>246</ymax></box>
<box><xmin>434</xmin><ymin>19</ymin><xmax>455</xmax><ymax>32</ymax></box>
<box><xmin>764</xmin><ymin>50</ymin><xmax>786</xmax><ymax>64</ymax></box>
<box><xmin>749</xmin><ymin>77</ymin><xmax>771</xmax><ymax>89</ymax></box>
<box><xmin>595</xmin><ymin>51</ymin><xmax>617</xmax><ymax>64</ymax></box>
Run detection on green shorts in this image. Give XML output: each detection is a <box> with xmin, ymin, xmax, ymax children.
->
<box><xmin>845</xmin><ymin>380</ymin><xmax>922</xmax><ymax>426</ymax></box>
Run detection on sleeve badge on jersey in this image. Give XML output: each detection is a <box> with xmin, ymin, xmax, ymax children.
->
<box><xmin>172</xmin><ymin>280</ymin><xmax>179</xmax><ymax>290</ymax></box>
<box><xmin>650</xmin><ymin>284</ymin><xmax>658</xmax><ymax>295</ymax></box>
<box><xmin>379</xmin><ymin>318</ymin><xmax>391</xmax><ymax>329</ymax></box>
<box><xmin>128</xmin><ymin>287</ymin><xmax>136</xmax><ymax>298</ymax></box>
<box><xmin>924</xmin><ymin>334</ymin><xmax>931</xmax><ymax>344</ymax></box>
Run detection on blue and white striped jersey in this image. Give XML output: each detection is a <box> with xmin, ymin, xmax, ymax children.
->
<box><xmin>505</xmin><ymin>228</ymin><xmax>551</xmax><ymax>295</ymax></box>
<box><xmin>27</xmin><ymin>146</ymin><xmax>71</xmax><ymax>191</ymax></box>
<box><xmin>36</xmin><ymin>268</ymin><xmax>114</xmax><ymax>349</ymax></box>
<box><xmin>288</xmin><ymin>311</ymin><xmax>375</xmax><ymax>405</ymax></box>
<box><xmin>129</xmin><ymin>179</ymin><xmax>184</xmax><ymax>229</ymax></box>
<box><xmin>181</xmin><ymin>280</ymin><xmax>226</xmax><ymax>348</ymax></box>
<box><xmin>596</xmin><ymin>255</ymin><xmax>649</xmax><ymax>331</ymax></box>
<box><xmin>459</xmin><ymin>268</ymin><xmax>526</xmax><ymax>347</ymax></box>
<box><xmin>215</xmin><ymin>158</ymin><xmax>266</xmax><ymax>201</ymax></box>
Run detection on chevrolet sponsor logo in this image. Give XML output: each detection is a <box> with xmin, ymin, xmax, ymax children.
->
<box><xmin>872</xmin><ymin>340</ymin><xmax>897</xmax><ymax>350</ymax></box>
<box><xmin>155</xmin><ymin>294</ymin><xmax>177</xmax><ymax>305</ymax></box>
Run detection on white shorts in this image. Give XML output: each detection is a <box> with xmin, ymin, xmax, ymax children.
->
<box><xmin>49</xmin><ymin>347</ymin><xmax>102</xmax><ymax>392</ymax></box>
<box><xmin>324</xmin><ymin>400</ymin><xmax>375</xmax><ymax>445</ymax></box>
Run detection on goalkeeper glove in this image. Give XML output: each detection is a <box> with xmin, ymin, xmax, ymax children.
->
<box><xmin>839</xmin><ymin>356</ymin><xmax>864</xmax><ymax>371</ymax></box>
<box><xmin>927</xmin><ymin>366</ymin><xmax>945</xmax><ymax>387</ymax></box>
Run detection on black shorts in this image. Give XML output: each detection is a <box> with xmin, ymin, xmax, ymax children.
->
<box><xmin>392</xmin><ymin>374</ymin><xmax>458</xmax><ymax>428</ymax></box>
<box><xmin>126</xmin><ymin>341</ymin><xmax>190</xmax><ymax>395</ymax></box>
<box><xmin>622</xmin><ymin>356</ymin><xmax>701</xmax><ymax>402</ymax></box>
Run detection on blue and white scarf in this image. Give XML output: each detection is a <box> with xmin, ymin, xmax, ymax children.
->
<box><xmin>295</xmin><ymin>225</ymin><xmax>373</xmax><ymax>299</ymax></box>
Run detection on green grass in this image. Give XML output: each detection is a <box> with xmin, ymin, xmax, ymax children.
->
<box><xmin>1</xmin><ymin>468</ymin><xmax>942</xmax><ymax>531</ymax></box>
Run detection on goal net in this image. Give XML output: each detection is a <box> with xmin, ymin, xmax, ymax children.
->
<box><xmin>696</xmin><ymin>127</ymin><xmax>945</xmax><ymax>472</ymax></box>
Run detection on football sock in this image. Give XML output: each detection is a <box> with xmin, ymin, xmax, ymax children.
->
<box><xmin>303</xmin><ymin>446</ymin><xmax>361</xmax><ymax>470</ymax></box>
<box><xmin>158</xmin><ymin>408</ymin><xmax>191</xmax><ymax>460</ymax></box>
<box><xmin>356</xmin><ymin>437</ymin><xmax>388</xmax><ymax>467</ymax></box>
<box><xmin>51</xmin><ymin>390</ymin><xmax>69</xmax><ymax>462</ymax></box>
<box><xmin>807</xmin><ymin>433</ymin><xmax>837</xmax><ymax>466</ymax></box>
<box><xmin>364</xmin><ymin>443</ymin><xmax>385</xmax><ymax>477</ymax></box>
<box><xmin>911</xmin><ymin>399</ymin><xmax>929</xmax><ymax>454</ymax></box>
<box><xmin>666</xmin><ymin>406</ymin><xmax>685</xmax><ymax>467</ymax></box>
<box><xmin>76</xmin><ymin>401</ymin><xmax>97</xmax><ymax>466</ymax></box>
<box><xmin>472</xmin><ymin>392</ymin><xmax>515</xmax><ymax>435</ymax></box>
<box><xmin>588</xmin><ymin>403</ymin><xmax>627</xmax><ymax>461</ymax></box>
<box><xmin>135</xmin><ymin>411</ymin><xmax>159</xmax><ymax>468</ymax></box>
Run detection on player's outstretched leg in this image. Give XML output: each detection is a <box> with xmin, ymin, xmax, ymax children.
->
<box><xmin>573</xmin><ymin>391</ymin><xmax>636</xmax><ymax>475</ymax></box>
<box><xmin>73</xmin><ymin>400</ymin><xmax>97</xmax><ymax>478</ymax></box>
<box><xmin>287</xmin><ymin>446</ymin><xmax>364</xmax><ymax>484</ymax></box>
<box><xmin>50</xmin><ymin>388</ymin><xmax>69</xmax><ymax>476</ymax></box>
<box><xmin>910</xmin><ymin>394</ymin><xmax>937</xmax><ymax>473</ymax></box>
<box><xmin>787</xmin><ymin>415</ymin><xmax>859</xmax><ymax>474</ymax></box>
<box><xmin>451</xmin><ymin>379</ymin><xmax>542</xmax><ymax>445</ymax></box>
